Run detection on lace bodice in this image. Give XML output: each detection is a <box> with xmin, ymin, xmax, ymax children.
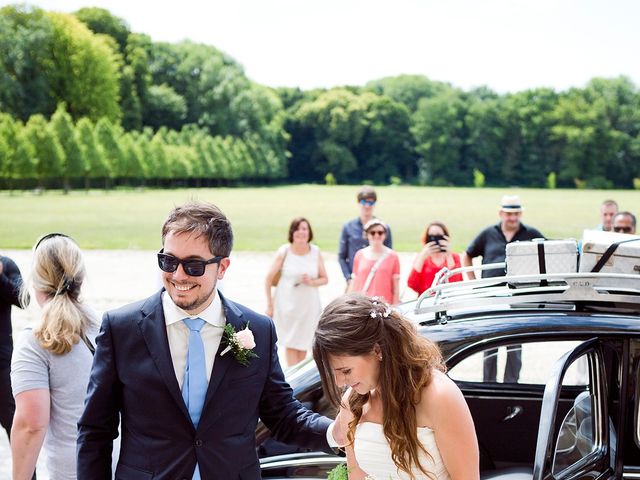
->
<box><xmin>354</xmin><ymin>422</ymin><xmax>451</xmax><ymax>480</ymax></box>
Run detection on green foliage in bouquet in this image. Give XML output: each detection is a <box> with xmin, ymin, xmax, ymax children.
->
<box><xmin>327</xmin><ymin>463</ymin><xmax>348</xmax><ymax>480</ymax></box>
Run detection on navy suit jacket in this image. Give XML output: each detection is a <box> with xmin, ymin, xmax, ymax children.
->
<box><xmin>77</xmin><ymin>290</ymin><xmax>331</xmax><ymax>479</ymax></box>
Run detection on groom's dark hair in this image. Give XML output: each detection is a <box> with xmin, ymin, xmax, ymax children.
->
<box><xmin>162</xmin><ymin>201</ymin><xmax>234</xmax><ymax>257</ymax></box>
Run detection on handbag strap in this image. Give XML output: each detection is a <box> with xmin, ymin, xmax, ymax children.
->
<box><xmin>362</xmin><ymin>251</ymin><xmax>390</xmax><ymax>294</ymax></box>
<box><xmin>81</xmin><ymin>333</ymin><xmax>96</xmax><ymax>356</ymax></box>
<box><xmin>280</xmin><ymin>246</ymin><xmax>289</xmax><ymax>269</ymax></box>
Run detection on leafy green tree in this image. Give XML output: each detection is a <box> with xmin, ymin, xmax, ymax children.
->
<box><xmin>50</xmin><ymin>104</ymin><xmax>85</xmax><ymax>192</ymax></box>
<box><xmin>74</xmin><ymin>7</ymin><xmax>130</xmax><ymax>52</ymax></box>
<box><xmin>473</xmin><ymin>169</ymin><xmax>485</xmax><ymax>188</ymax></box>
<box><xmin>95</xmin><ymin>117</ymin><xmax>124</xmax><ymax>182</ymax></box>
<box><xmin>366</xmin><ymin>75</ymin><xmax>452</xmax><ymax>112</ymax></box>
<box><xmin>120</xmin><ymin>133</ymin><xmax>146</xmax><ymax>185</ymax></box>
<box><xmin>412</xmin><ymin>89</ymin><xmax>471</xmax><ymax>185</ymax></box>
<box><xmin>0</xmin><ymin>114</ymin><xmax>19</xmax><ymax>188</ymax></box>
<box><xmin>0</xmin><ymin>5</ymin><xmax>55</xmax><ymax>120</ymax></box>
<box><xmin>77</xmin><ymin>117</ymin><xmax>109</xmax><ymax>189</ymax></box>
<box><xmin>465</xmin><ymin>96</ymin><xmax>506</xmax><ymax>185</ymax></box>
<box><xmin>46</xmin><ymin>12</ymin><xmax>121</xmax><ymax>121</ymax></box>
<box><xmin>24</xmin><ymin>114</ymin><xmax>64</xmax><ymax>189</ymax></box>
<box><xmin>144</xmin><ymin>84</ymin><xmax>187</xmax><ymax>130</ymax></box>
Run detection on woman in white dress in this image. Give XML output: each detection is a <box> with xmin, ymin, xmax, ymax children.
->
<box><xmin>265</xmin><ymin>217</ymin><xmax>328</xmax><ymax>366</ymax></box>
<box><xmin>313</xmin><ymin>294</ymin><xmax>479</xmax><ymax>480</ymax></box>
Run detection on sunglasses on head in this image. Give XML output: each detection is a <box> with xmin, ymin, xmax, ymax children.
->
<box><xmin>34</xmin><ymin>232</ymin><xmax>73</xmax><ymax>250</ymax></box>
<box><xmin>157</xmin><ymin>249</ymin><xmax>225</xmax><ymax>277</ymax></box>
<box><xmin>368</xmin><ymin>229</ymin><xmax>386</xmax><ymax>236</ymax></box>
<box><xmin>359</xmin><ymin>199</ymin><xmax>376</xmax><ymax>207</ymax></box>
<box><xmin>613</xmin><ymin>226</ymin><xmax>633</xmax><ymax>233</ymax></box>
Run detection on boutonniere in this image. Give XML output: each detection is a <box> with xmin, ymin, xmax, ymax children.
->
<box><xmin>220</xmin><ymin>323</ymin><xmax>258</xmax><ymax>366</ymax></box>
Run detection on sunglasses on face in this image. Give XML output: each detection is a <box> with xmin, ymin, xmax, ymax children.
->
<box><xmin>34</xmin><ymin>232</ymin><xmax>73</xmax><ymax>250</ymax></box>
<box><xmin>367</xmin><ymin>229</ymin><xmax>386</xmax><ymax>236</ymax></box>
<box><xmin>157</xmin><ymin>250</ymin><xmax>225</xmax><ymax>277</ymax></box>
<box><xmin>613</xmin><ymin>226</ymin><xmax>633</xmax><ymax>233</ymax></box>
<box><xmin>359</xmin><ymin>199</ymin><xmax>376</xmax><ymax>207</ymax></box>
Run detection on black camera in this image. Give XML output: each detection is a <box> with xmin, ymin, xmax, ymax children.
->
<box><xmin>427</xmin><ymin>235</ymin><xmax>446</xmax><ymax>252</ymax></box>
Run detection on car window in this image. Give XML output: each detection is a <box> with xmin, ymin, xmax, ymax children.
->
<box><xmin>449</xmin><ymin>340</ymin><xmax>587</xmax><ymax>385</ymax></box>
<box><xmin>552</xmin><ymin>365</ymin><xmax>595</xmax><ymax>474</ymax></box>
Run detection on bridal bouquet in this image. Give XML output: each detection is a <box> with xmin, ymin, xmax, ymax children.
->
<box><xmin>327</xmin><ymin>464</ymin><xmax>348</xmax><ymax>480</ymax></box>
<box><xmin>327</xmin><ymin>463</ymin><xmax>375</xmax><ymax>479</ymax></box>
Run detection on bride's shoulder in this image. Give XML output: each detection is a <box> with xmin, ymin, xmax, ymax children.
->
<box><xmin>418</xmin><ymin>369</ymin><xmax>466</xmax><ymax>421</ymax></box>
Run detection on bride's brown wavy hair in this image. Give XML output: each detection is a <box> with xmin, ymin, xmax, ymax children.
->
<box><xmin>313</xmin><ymin>293</ymin><xmax>445</xmax><ymax>480</ymax></box>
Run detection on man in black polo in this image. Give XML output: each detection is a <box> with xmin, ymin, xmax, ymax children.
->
<box><xmin>461</xmin><ymin>195</ymin><xmax>545</xmax><ymax>382</ymax></box>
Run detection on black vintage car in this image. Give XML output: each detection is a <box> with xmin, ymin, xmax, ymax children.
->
<box><xmin>257</xmin><ymin>265</ymin><xmax>640</xmax><ymax>480</ymax></box>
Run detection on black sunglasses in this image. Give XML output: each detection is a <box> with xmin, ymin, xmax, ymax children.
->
<box><xmin>34</xmin><ymin>232</ymin><xmax>73</xmax><ymax>250</ymax></box>
<box><xmin>613</xmin><ymin>226</ymin><xmax>633</xmax><ymax>233</ymax></box>
<box><xmin>157</xmin><ymin>250</ymin><xmax>225</xmax><ymax>277</ymax></box>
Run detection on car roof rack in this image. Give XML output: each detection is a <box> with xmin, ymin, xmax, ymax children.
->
<box><xmin>414</xmin><ymin>262</ymin><xmax>640</xmax><ymax>320</ymax></box>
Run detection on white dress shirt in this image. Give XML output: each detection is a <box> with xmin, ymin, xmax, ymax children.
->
<box><xmin>162</xmin><ymin>291</ymin><xmax>226</xmax><ymax>388</ymax></box>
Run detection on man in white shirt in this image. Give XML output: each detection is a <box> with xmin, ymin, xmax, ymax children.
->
<box><xmin>78</xmin><ymin>201</ymin><xmax>331</xmax><ymax>480</ymax></box>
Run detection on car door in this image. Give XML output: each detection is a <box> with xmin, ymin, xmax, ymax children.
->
<box><xmin>532</xmin><ymin>338</ymin><xmax>618</xmax><ymax>479</ymax></box>
<box><xmin>448</xmin><ymin>339</ymin><xmax>585</xmax><ymax>470</ymax></box>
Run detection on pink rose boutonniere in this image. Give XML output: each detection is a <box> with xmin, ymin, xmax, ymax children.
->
<box><xmin>220</xmin><ymin>323</ymin><xmax>258</xmax><ymax>366</ymax></box>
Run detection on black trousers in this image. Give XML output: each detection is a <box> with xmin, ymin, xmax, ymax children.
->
<box><xmin>483</xmin><ymin>345</ymin><xmax>522</xmax><ymax>383</ymax></box>
<box><xmin>0</xmin><ymin>365</ymin><xmax>15</xmax><ymax>439</ymax></box>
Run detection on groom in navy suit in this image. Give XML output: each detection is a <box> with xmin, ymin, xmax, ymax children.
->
<box><xmin>77</xmin><ymin>201</ymin><xmax>331</xmax><ymax>479</ymax></box>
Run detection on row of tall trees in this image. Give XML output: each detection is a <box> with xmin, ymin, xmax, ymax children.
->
<box><xmin>280</xmin><ymin>76</ymin><xmax>640</xmax><ymax>188</ymax></box>
<box><xmin>1</xmin><ymin>4</ymin><xmax>639</xmax><ymax>190</ymax></box>
<box><xmin>0</xmin><ymin>105</ymin><xmax>286</xmax><ymax>191</ymax></box>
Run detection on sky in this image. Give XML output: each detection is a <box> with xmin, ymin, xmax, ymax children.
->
<box><xmin>3</xmin><ymin>0</ymin><xmax>639</xmax><ymax>93</ymax></box>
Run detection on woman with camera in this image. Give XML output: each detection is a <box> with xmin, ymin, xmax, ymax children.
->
<box><xmin>265</xmin><ymin>217</ymin><xmax>328</xmax><ymax>366</ymax></box>
<box><xmin>408</xmin><ymin>221</ymin><xmax>463</xmax><ymax>296</ymax></box>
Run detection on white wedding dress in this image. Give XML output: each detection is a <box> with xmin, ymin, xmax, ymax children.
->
<box><xmin>354</xmin><ymin>422</ymin><xmax>451</xmax><ymax>479</ymax></box>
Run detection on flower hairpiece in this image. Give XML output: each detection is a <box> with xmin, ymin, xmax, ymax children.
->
<box><xmin>369</xmin><ymin>296</ymin><xmax>391</xmax><ymax>319</ymax></box>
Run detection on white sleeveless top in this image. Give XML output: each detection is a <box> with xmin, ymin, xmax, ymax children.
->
<box><xmin>354</xmin><ymin>422</ymin><xmax>451</xmax><ymax>480</ymax></box>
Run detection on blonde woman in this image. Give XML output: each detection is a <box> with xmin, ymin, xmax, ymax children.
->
<box><xmin>10</xmin><ymin>234</ymin><xmax>101</xmax><ymax>480</ymax></box>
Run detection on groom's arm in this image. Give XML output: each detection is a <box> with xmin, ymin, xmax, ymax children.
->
<box><xmin>77</xmin><ymin>313</ymin><xmax>121</xmax><ymax>479</ymax></box>
<box><xmin>258</xmin><ymin>320</ymin><xmax>332</xmax><ymax>453</ymax></box>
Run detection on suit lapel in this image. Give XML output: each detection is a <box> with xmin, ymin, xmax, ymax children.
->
<box><xmin>137</xmin><ymin>291</ymin><xmax>192</xmax><ymax>425</ymax></box>
<box><xmin>201</xmin><ymin>291</ymin><xmax>245</xmax><ymax>416</ymax></box>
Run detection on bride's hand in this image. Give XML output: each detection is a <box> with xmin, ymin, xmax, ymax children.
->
<box><xmin>331</xmin><ymin>411</ymin><xmax>348</xmax><ymax>447</ymax></box>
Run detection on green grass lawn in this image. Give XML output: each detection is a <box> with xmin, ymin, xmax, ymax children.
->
<box><xmin>0</xmin><ymin>185</ymin><xmax>637</xmax><ymax>252</ymax></box>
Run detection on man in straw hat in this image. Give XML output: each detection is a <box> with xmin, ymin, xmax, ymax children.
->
<box><xmin>461</xmin><ymin>194</ymin><xmax>545</xmax><ymax>382</ymax></box>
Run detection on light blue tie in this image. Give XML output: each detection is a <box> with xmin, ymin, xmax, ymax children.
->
<box><xmin>182</xmin><ymin>318</ymin><xmax>207</xmax><ymax>480</ymax></box>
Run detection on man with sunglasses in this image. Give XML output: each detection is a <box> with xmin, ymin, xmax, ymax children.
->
<box><xmin>78</xmin><ymin>201</ymin><xmax>331</xmax><ymax>480</ymax></box>
<box><xmin>612</xmin><ymin>211</ymin><xmax>637</xmax><ymax>235</ymax></box>
<box><xmin>338</xmin><ymin>186</ymin><xmax>393</xmax><ymax>287</ymax></box>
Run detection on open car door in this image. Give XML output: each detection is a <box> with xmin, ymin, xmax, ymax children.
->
<box><xmin>532</xmin><ymin>338</ymin><xmax>618</xmax><ymax>479</ymax></box>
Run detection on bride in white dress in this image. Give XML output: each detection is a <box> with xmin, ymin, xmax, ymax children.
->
<box><xmin>313</xmin><ymin>294</ymin><xmax>479</xmax><ymax>480</ymax></box>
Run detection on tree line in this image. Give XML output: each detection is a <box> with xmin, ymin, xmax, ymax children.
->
<box><xmin>1</xmin><ymin>4</ymin><xmax>639</xmax><ymax>190</ymax></box>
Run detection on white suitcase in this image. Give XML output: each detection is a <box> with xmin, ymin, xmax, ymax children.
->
<box><xmin>579</xmin><ymin>230</ymin><xmax>640</xmax><ymax>275</ymax></box>
<box><xmin>506</xmin><ymin>239</ymin><xmax>578</xmax><ymax>277</ymax></box>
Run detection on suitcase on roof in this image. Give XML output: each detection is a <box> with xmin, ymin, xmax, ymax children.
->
<box><xmin>579</xmin><ymin>230</ymin><xmax>640</xmax><ymax>275</ymax></box>
<box><xmin>506</xmin><ymin>239</ymin><xmax>578</xmax><ymax>278</ymax></box>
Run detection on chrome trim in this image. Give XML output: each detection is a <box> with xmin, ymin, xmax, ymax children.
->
<box><xmin>416</xmin><ymin>271</ymin><xmax>640</xmax><ymax>316</ymax></box>
<box><xmin>261</xmin><ymin>456</ymin><xmax>341</xmax><ymax>469</ymax></box>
